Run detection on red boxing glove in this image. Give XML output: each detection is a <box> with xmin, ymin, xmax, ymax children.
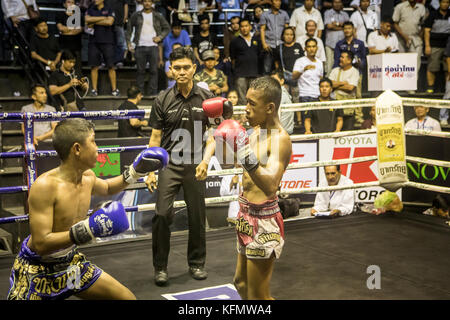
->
<box><xmin>214</xmin><ymin>119</ymin><xmax>259</xmax><ymax>172</ymax></box>
<box><xmin>202</xmin><ymin>97</ymin><xmax>233</xmax><ymax>124</ymax></box>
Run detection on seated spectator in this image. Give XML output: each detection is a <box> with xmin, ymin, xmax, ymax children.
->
<box><xmin>329</xmin><ymin>51</ymin><xmax>363</xmax><ymax>130</ymax></box>
<box><xmin>165</xmin><ymin>43</ymin><xmax>182</xmax><ymax>89</ymax></box>
<box><xmin>271</xmin><ymin>70</ymin><xmax>294</xmax><ymax>134</ymax></box>
<box><xmin>304</xmin><ymin>78</ymin><xmax>343</xmax><ymax>134</ymax></box>
<box><xmin>30</xmin><ymin>18</ymin><xmax>62</xmax><ymax>72</ymax></box>
<box><xmin>361</xmin><ymin>106</ymin><xmax>376</xmax><ymax>129</ymax></box>
<box><xmin>49</xmin><ymin>50</ymin><xmax>89</xmax><ymax>111</ymax></box>
<box><xmin>194</xmin><ymin>50</ymin><xmax>229</xmax><ymax>96</ymax></box>
<box><xmin>117</xmin><ymin>86</ymin><xmax>148</xmax><ymax>137</ymax></box>
<box><xmin>127</xmin><ymin>0</ymin><xmax>170</xmax><ymax>96</ymax></box>
<box><xmin>56</xmin><ymin>0</ymin><xmax>83</xmax><ymax>75</ymax></box>
<box><xmin>423</xmin><ymin>195</ymin><xmax>449</xmax><ymax>219</ymax></box>
<box><xmin>404</xmin><ymin>106</ymin><xmax>442</xmax><ymax>132</ymax></box>
<box><xmin>21</xmin><ymin>84</ymin><xmax>57</xmax><ymax>146</ymax></box>
<box><xmin>297</xmin><ymin>19</ymin><xmax>326</xmax><ymax>64</ymax></box>
<box><xmin>2</xmin><ymin>0</ymin><xmax>37</xmax><ymax>41</ymax></box>
<box><xmin>162</xmin><ymin>19</ymin><xmax>191</xmax><ymax>61</ymax></box>
<box><xmin>311</xmin><ymin>165</ymin><xmax>355</xmax><ymax>217</ymax></box>
<box><xmin>367</xmin><ymin>15</ymin><xmax>399</xmax><ymax>54</ymax></box>
<box><xmin>192</xmin><ymin>15</ymin><xmax>218</xmax><ymax>67</ymax></box>
<box><xmin>85</xmin><ymin>0</ymin><xmax>119</xmax><ymax>96</ymax></box>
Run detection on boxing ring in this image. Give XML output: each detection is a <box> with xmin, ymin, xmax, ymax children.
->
<box><xmin>0</xmin><ymin>92</ymin><xmax>449</xmax><ymax>299</ymax></box>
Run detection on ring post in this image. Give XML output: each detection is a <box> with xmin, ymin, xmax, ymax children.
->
<box><xmin>24</xmin><ymin>112</ymin><xmax>37</xmax><ymax>191</ymax></box>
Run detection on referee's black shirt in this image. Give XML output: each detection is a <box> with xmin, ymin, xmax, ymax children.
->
<box><xmin>149</xmin><ymin>83</ymin><xmax>215</xmax><ymax>164</ymax></box>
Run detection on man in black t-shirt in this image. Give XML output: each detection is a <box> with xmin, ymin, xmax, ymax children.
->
<box><xmin>230</xmin><ymin>18</ymin><xmax>261</xmax><ymax>105</ymax></box>
<box><xmin>192</xmin><ymin>15</ymin><xmax>218</xmax><ymax>67</ymax></box>
<box><xmin>304</xmin><ymin>78</ymin><xmax>344</xmax><ymax>134</ymax></box>
<box><xmin>49</xmin><ymin>50</ymin><xmax>88</xmax><ymax>111</ymax></box>
<box><xmin>85</xmin><ymin>0</ymin><xmax>119</xmax><ymax>96</ymax></box>
<box><xmin>30</xmin><ymin>19</ymin><xmax>62</xmax><ymax>72</ymax></box>
<box><xmin>56</xmin><ymin>0</ymin><xmax>84</xmax><ymax>75</ymax></box>
<box><xmin>118</xmin><ymin>86</ymin><xmax>148</xmax><ymax>137</ymax></box>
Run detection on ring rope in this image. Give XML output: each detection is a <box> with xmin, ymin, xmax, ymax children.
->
<box><xmin>403</xmin><ymin>181</ymin><xmax>450</xmax><ymax>194</ymax></box>
<box><xmin>290</xmin><ymin>128</ymin><xmax>376</xmax><ymax>141</ymax></box>
<box><xmin>404</xmin><ymin>129</ymin><xmax>450</xmax><ymax>139</ymax></box>
<box><xmin>405</xmin><ymin>156</ymin><xmax>450</xmax><ymax>168</ymax></box>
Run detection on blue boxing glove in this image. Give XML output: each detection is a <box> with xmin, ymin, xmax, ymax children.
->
<box><xmin>70</xmin><ymin>201</ymin><xmax>129</xmax><ymax>245</ymax></box>
<box><xmin>123</xmin><ymin>147</ymin><xmax>169</xmax><ymax>184</ymax></box>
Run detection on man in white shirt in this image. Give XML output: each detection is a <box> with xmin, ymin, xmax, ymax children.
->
<box><xmin>404</xmin><ymin>106</ymin><xmax>442</xmax><ymax>132</ymax></box>
<box><xmin>292</xmin><ymin>38</ymin><xmax>324</xmax><ymax>102</ymax></box>
<box><xmin>289</xmin><ymin>0</ymin><xmax>324</xmax><ymax>39</ymax></box>
<box><xmin>350</xmin><ymin>0</ymin><xmax>379</xmax><ymax>46</ymax></box>
<box><xmin>297</xmin><ymin>19</ymin><xmax>326</xmax><ymax>63</ymax></box>
<box><xmin>311</xmin><ymin>165</ymin><xmax>355</xmax><ymax>217</ymax></box>
<box><xmin>367</xmin><ymin>16</ymin><xmax>399</xmax><ymax>54</ymax></box>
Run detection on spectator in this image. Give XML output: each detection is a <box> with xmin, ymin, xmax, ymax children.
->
<box><xmin>260</xmin><ymin>0</ymin><xmax>290</xmax><ymax>74</ymax></box>
<box><xmin>361</xmin><ymin>105</ymin><xmax>376</xmax><ymax>129</ymax></box>
<box><xmin>194</xmin><ymin>50</ymin><xmax>229</xmax><ymax>95</ymax></box>
<box><xmin>117</xmin><ymin>86</ymin><xmax>148</xmax><ymax>137</ymax></box>
<box><xmin>165</xmin><ymin>42</ymin><xmax>182</xmax><ymax>89</ymax></box>
<box><xmin>2</xmin><ymin>0</ymin><xmax>37</xmax><ymax>41</ymax></box>
<box><xmin>333</xmin><ymin>21</ymin><xmax>366</xmax><ymax>98</ymax></box>
<box><xmin>298</xmin><ymin>19</ymin><xmax>326</xmax><ymax>63</ymax></box>
<box><xmin>192</xmin><ymin>15</ymin><xmax>218</xmax><ymax>67</ymax></box>
<box><xmin>304</xmin><ymin>77</ymin><xmax>344</xmax><ymax>133</ymax></box>
<box><xmin>292</xmin><ymin>38</ymin><xmax>324</xmax><ymax>103</ymax></box>
<box><xmin>393</xmin><ymin>0</ymin><xmax>427</xmax><ymax>92</ymax></box>
<box><xmin>85</xmin><ymin>0</ymin><xmax>119</xmax><ymax>96</ymax></box>
<box><xmin>223</xmin><ymin>16</ymin><xmax>240</xmax><ymax>61</ymax></box>
<box><xmin>20</xmin><ymin>84</ymin><xmax>57</xmax><ymax>146</ymax></box>
<box><xmin>105</xmin><ymin>0</ymin><xmax>128</xmax><ymax>67</ymax></box>
<box><xmin>213</xmin><ymin>46</ymin><xmax>232</xmax><ymax>88</ymax></box>
<box><xmin>162</xmin><ymin>19</ymin><xmax>191</xmax><ymax>61</ymax></box>
<box><xmin>275</xmin><ymin>26</ymin><xmax>304</xmax><ymax>102</ymax></box>
<box><xmin>251</xmin><ymin>4</ymin><xmax>265</xmax><ymax>37</ymax></box>
<box><xmin>423</xmin><ymin>0</ymin><xmax>450</xmax><ymax>93</ymax></box>
<box><xmin>230</xmin><ymin>17</ymin><xmax>260</xmax><ymax>105</ymax></box>
<box><xmin>216</xmin><ymin>0</ymin><xmax>242</xmax><ymax>21</ymax></box>
<box><xmin>30</xmin><ymin>19</ymin><xmax>62</xmax><ymax>72</ymax></box>
<box><xmin>56</xmin><ymin>0</ymin><xmax>83</xmax><ymax>75</ymax></box>
<box><xmin>311</xmin><ymin>165</ymin><xmax>355</xmax><ymax>217</ymax></box>
<box><xmin>196</xmin><ymin>0</ymin><xmax>216</xmax><ymax>26</ymax></box>
<box><xmin>289</xmin><ymin>0</ymin><xmax>324</xmax><ymax>39</ymax></box>
<box><xmin>367</xmin><ymin>15</ymin><xmax>399</xmax><ymax>54</ymax></box>
<box><xmin>220</xmin><ymin>170</ymin><xmax>242</xmax><ymax>220</ymax></box>
<box><xmin>404</xmin><ymin>105</ymin><xmax>442</xmax><ymax>131</ymax></box>
<box><xmin>127</xmin><ymin>0</ymin><xmax>170</xmax><ymax>96</ymax></box>
<box><xmin>271</xmin><ymin>69</ymin><xmax>295</xmax><ymax>134</ymax></box>
<box><xmin>441</xmin><ymin>37</ymin><xmax>450</xmax><ymax>125</ymax></box>
<box><xmin>350</xmin><ymin>0</ymin><xmax>379</xmax><ymax>47</ymax></box>
<box><xmin>49</xmin><ymin>50</ymin><xmax>89</xmax><ymax>111</ymax></box>
<box><xmin>329</xmin><ymin>51</ymin><xmax>362</xmax><ymax>130</ymax></box>
<box><xmin>323</xmin><ymin>0</ymin><xmax>349</xmax><ymax>75</ymax></box>
<box><xmin>227</xmin><ymin>89</ymin><xmax>246</xmax><ymax>125</ymax></box>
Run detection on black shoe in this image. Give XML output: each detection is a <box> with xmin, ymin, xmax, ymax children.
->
<box><xmin>189</xmin><ymin>266</ymin><xmax>208</xmax><ymax>280</ymax></box>
<box><xmin>154</xmin><ymin>269</ymin><xmax>168</xmax><ymax>286</ymax></box>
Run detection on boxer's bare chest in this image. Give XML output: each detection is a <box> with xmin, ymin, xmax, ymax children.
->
<box><xmin>52</xmin><ymin>177</ymin><xmax>93</xmax><ymax>232</ymax></box>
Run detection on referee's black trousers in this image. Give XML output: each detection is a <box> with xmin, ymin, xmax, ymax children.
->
<box><xmin>152</xmin><ymin>162</ymin><xmax>206</xmax><ymax>270</ymax></box>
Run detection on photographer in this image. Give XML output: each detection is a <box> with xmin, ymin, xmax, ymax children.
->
<box><xmin>49</xmin><ymin>50</ymin><xmax>89</xmax><ymax>111</ymax></box>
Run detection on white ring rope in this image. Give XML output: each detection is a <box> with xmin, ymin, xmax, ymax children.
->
<box><xmin>404</xmin><ymin>128</ymin><xmax>450</xmax><ymax>139</ymax></box>
<box><xmin>403</xmin><ymin>181</ymin><xmax>450</xmax><ymax>194</ymax></box>
<box><xmin>406</xmin><ymin>156</ymin><xmax>450</xmax><ymax>168</ymax></box>
<box><xmin>290</xmin><ymin>128</ymin><xmax>376</xmax><ymax>141</ymax></box>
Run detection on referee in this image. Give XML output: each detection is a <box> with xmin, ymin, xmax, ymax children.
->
<box><xmin>145</xmin><ymin>47</ymin><xmax>216</xmax><ymax>286</ymax></box>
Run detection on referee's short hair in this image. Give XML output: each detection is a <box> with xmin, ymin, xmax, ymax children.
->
<box><xmin>169</xmin><ymin>46</ymin><xmax>196</xmax><ymax>64</ymax></box>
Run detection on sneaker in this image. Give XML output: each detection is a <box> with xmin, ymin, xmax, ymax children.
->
<box><xmin>112</xmin><ymin>89</ymin><xmax>120</xmax><ymax>97</ymax></box>
<box><xmin>440</xmin><ymin>119</ymin><xmax>448</xmax><ymax>126</ymax></box>
<box><xmin>90</xmin><ymin>89</ymin><xmax>98</xmax><ymax>96</ymax></box>
<box><xmin>154</xmin><ymin>269</ymin><xmax>168</xmax><ymax>286</ymax></box>
<box><xmin>189</xmin><ymin>266</ymin><xmax>208</xmax><ymax>280</ymax></box>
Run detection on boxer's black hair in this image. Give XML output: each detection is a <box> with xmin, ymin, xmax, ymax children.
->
<box><xmin>249</xmin><ymin>76</ymin><xmax>282</xmax><ymax>111</ymax></box>
<box><xmin>52</xmin><ymin>118</ymin><xmax>95</xmax><ymax>161</ymax></box>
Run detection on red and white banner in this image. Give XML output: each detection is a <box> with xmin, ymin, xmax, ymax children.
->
<box><xmin>280</xmin><ymin>142</ymin><xmax>317</xmax><ymax>191</ymax></box>
<box><xmin>319</xmin><ymin>134</ymin><xmax>401</xmax><ymax>202</ymax></box>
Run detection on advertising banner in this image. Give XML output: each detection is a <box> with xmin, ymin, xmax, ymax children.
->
<box><xmin>368</xmin><ymin>53</ymin><xmax>417</xmax><ymax>91</ymax></box>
